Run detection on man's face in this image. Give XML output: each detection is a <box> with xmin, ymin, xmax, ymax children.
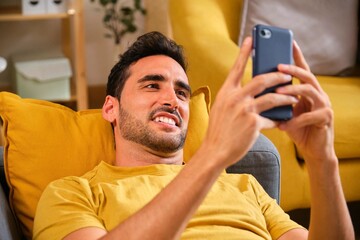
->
<box><xmin>117</xmin><ymin>55</ymin><xmax>191</xmax><ymax>154</ymax></box>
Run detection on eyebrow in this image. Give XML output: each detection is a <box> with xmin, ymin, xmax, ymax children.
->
<box><xmin>138</xmin><ymin>74</ymin><xmax>192</xmax><ymax>95</ymax></box>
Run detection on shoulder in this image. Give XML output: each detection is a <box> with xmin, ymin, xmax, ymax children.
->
<box><xmin>40</xmin><ymin>162</ymin><xmax>105</xmax><ymax>203</ymax></box>
<box><xmin>33</xmin><ymin>164</ymin><xmax>106</xmax><ymax>240</ymax></box>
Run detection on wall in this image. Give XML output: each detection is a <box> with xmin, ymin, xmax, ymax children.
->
<box><xmin>0</xmin><ymin>0</ymin><xmax>171</xmax><ymax>88</ymax></box>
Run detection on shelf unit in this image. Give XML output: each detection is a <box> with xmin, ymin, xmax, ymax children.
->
<box><xmin>0</xmin><ymin>1</ymin><xmax>88</xmax><ymax>110</ymax></box>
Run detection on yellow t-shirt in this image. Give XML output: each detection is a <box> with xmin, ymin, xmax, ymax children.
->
<box><xmin>33</xmin><ymin>161</ymin><xmax>301</xmax><ymax>239</ymax></box>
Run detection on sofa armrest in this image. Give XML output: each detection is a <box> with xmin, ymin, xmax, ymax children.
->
<box><xmin>0</xmin><ymin>146</ymin><xmax>23</xmax><ymax>240</ymax></box>
<box><xmin>226</xmin><ymin>134</ymin><xmax>281</xmax><ymax>203</ymax></box>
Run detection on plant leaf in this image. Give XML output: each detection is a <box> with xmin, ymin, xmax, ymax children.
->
<box><xmin>134</xmin><ymin>0</ymin><xmax>141</xmax><ymax>9</ymax></box>
<box><xmin>103</xmin><ymin>13</ymin><xmax>112</xmax><ymax>22</ymax></box>
<box><xmin>100</xmin><ymin>0</ymin><xmax>110</xmax><ymax>6</ymax></box>
<box><xmin>121</xmin><ymin>7</ymin><xmax>132</xmax><ymax>15</ymax></box>
<box><xmin>92</xmin><ymin>0</ymin><xmax>146</xmax><ymax>43</ymax></box>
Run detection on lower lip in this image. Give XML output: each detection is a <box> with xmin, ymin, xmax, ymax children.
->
<box><xmin>153</xmin><ymin>121</ymin><xmax>178</xmax><ymax>129</ymax></box>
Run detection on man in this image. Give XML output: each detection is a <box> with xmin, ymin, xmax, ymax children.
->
<box><xmin>33</xmin><ymin>32</ymin><xmax>354</xmax><ymax>240</ymax></box>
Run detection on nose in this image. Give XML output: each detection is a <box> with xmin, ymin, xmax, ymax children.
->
<box><xmin>160</xmin><ymin>87</ymin><xmax>179</xmax><ymax>109</ymax></box>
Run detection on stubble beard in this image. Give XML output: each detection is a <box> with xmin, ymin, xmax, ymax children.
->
<box><xmin>118</xmin><ymin>104</ymin><xmax>187</xmax><ymax>153</ymax></box>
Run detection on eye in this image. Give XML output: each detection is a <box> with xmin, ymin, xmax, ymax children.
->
<box><xmin>145</xmin><ymin>83</ymin><xmax>159</xmax><ymax>89</ymax></box>
<box><xmin>176</xmin><ymin>89</ymin><xmax>189</xmax><ymax>100</ymax></box>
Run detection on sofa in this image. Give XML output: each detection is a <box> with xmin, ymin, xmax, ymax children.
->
<box><xmin>0</xmin><ymin>90</ymin><xmax>281</xmax><ymax>239</ymax></box>
<box><xmin>169</xmin><ymin>0</ymin><xmax>360</xmax><ymax>211</ymax></box>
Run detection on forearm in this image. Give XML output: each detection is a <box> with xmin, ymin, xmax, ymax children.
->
<box><xmin>306</xmin><ymin>157</ymin><xmax>354</xmax><ymax>240</ymax></box>
<box><xmin>102</xmin><ymin>146</ymin><xmax>225</xmax><ymax>240</ymax></box>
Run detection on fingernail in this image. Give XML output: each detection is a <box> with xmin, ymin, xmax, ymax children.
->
<box><xmin>291</xmin><ymin>96</ymin><xmax>299</xmax><ymax>103</ymax></box>
<box><xmin>293</xmin><ymin>40</ymin><xmax>300</xmax><ymax>49</ymax></box>
<box><xmin>243</xmin><ymin>37</ymin><xmax>252</xmax><ymax>45</ymax></box>
<box><xmin>278</xmin><ymin>64</ymin><xmax>290</xmax><ymax>70</ymax></box>
<box><xmin>284</xmin><ymin>74</ymin><xmax>292</xmax><ymax>81</ymax></box>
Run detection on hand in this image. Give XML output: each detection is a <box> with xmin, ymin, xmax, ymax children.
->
<box><xmin>276</xmin><ymin>42</ymin><xmax>355</xmax><ymax>240</ymax></box>
<box><xmin>202</xmin><ymin>37</ymin><xmax>298</xmax><ymax>169</ymax></box>
<box><xmin>276</xmin><ymin>41</ymin><xmax>336</xmax><ymax>165</ymax></box>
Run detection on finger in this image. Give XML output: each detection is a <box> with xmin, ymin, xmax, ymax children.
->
<box><xmin>278</xmin><ymin>64</ymin><xmax>323</xmax><ymax>92</ymax></box>
<box><xmin>277</xmin><ymin>84</ymin><xmax>329</xmax><ymax>108</ymax></box>
<box><xmin>254</xmin><ymin>93</ymin><xmax>298</xmax><ymax>113</ymax></box>
<box><xmin>243</xmin><ymin>72</ymin><xmax>292</xmax><ymax>97</ymax></box>
<box><xmin>260</xmin><ymin>117</ymin><xmax>279</xmax><ymax>129</ymax></box>
<box><xmin>225</xmin><ymin>37</ymin><xmax>252</xmax><ymax>89</ymax></box>
<box><xmin>279</xmin><ymin>107</ymin><xmax>333</xmax><ymax>130</ymax></box>
<box><xmin>293</xmin><ymin>40</ymin><xmax>311</xmax><ymax>71</ymax></box>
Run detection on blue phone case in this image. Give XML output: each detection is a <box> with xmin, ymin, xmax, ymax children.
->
<box><xmin>252</xmin><ymin>24</ymin><xmax>293</xmax><ymax>121</ymax></box>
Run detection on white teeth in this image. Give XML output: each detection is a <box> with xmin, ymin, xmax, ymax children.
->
<box><xmin>155</xmin><ymin>116</ymin><xmax>176</xmax><ymax>126</ymax></box>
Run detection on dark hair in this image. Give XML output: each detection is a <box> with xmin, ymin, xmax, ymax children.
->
<box><xmin>106</xmin><ymin>31</ymin><xmax>187</xmax><ymax>99</ymax></box>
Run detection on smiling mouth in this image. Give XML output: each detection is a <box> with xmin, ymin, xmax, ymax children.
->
<box><xmin>150</xmin><ymin>106</ymin><xmax>182</xmax><ymax>127</ymax></box>
<box><xmin>154</xmin><ymin>116</ymin><xmax>177</xmax><ymax>126</ymax></box>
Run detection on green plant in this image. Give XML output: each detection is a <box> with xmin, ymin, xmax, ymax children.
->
<box><xmin>90</xmin><ymin>0</ymin><xmax>146</xmax><ymax>45</ymax></box>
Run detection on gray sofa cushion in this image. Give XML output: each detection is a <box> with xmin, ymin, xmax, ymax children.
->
<box><xmin>0</xmin><ymin>147</ymin><xmax>23</xmax><ymax>240</ymax></box>
<box><xmin>226</xmin><ymin>134</ymin><xmax>281</xmax><ymax>203</ymax></box>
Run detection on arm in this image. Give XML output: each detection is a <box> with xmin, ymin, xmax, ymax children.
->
<box><xmin>64</xmin><ymin>38</ymin><xmax>298</xmax><ymax>240</ymax></box>
<box><xmin>277</xmin><ymin>42</ymin><xmax>354</xmax><ymax>240</ymax></box>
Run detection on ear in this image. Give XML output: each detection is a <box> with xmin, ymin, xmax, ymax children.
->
<box><xmin>102</xmin><ymin>95</ymin><xmax>119</xmax><ymax>124</ymax></box>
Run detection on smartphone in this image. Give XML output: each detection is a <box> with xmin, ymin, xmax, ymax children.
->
<box><xmin>252</xmin><ymin>24</ymin><xmax>293</xmax><ymax>121</ymax></box>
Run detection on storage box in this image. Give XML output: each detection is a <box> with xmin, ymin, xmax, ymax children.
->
<box><xmin>46</xmin><ymin>0</ymin><xmax>67</xmax><ymax>14</ymax></box>
<box><xmin>22</xmin><ymin>0</ymin><xmax>46</xmax><ymax>15</ymax></box>
<box><xmin>13</xmin><ymin>56</ymin><xmax>72</xmax><ymax>100</ymax></box>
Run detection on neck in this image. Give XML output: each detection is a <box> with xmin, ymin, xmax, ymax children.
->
<box><xmin>114</xmin><ymin>139</ymin><xmax>184</xmax><ymax>167</ymax></box>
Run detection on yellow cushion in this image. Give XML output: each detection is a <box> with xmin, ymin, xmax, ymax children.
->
<box><xmin>0</xmin><ymin>87</ymin><xmax>210</xmax><ymax>239</ymax></box>
<box><xmin>184</xmin><ymin>87</ymin><xmax>211</xmax><ymax>162</ymax></box>
<box><xmin>317</xmin><ymin>76</ymin><xmax>360</xmax><ymax>159</ymax></box>
<box><xmin>294</xmin><ymin>76</ymin><xmax>360</xmax><ymax>160</ymax></box>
